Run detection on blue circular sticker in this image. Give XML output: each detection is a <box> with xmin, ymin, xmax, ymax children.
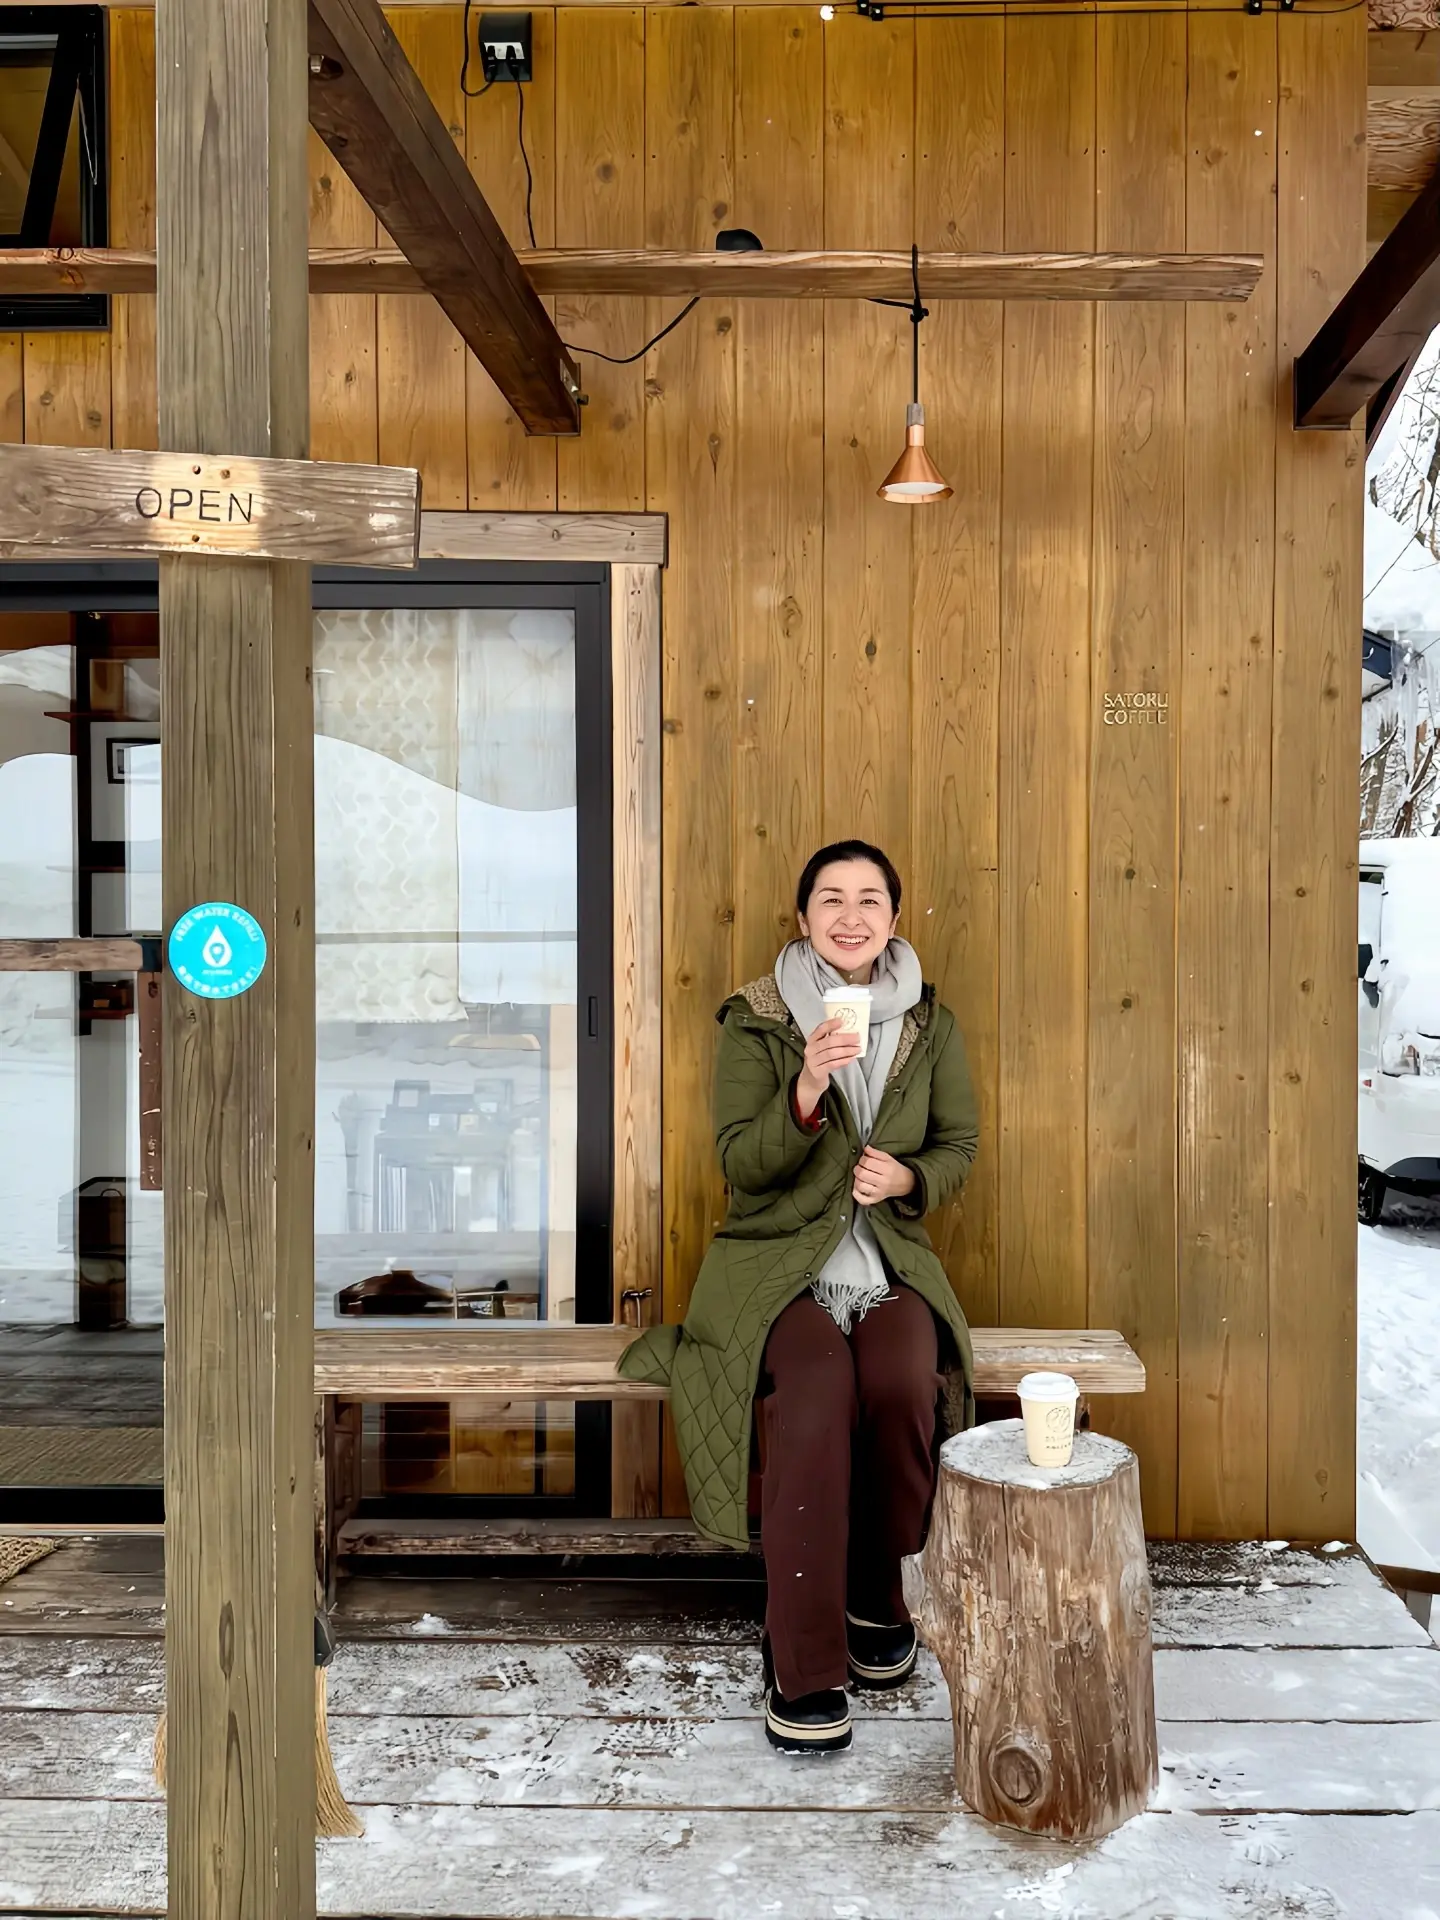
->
<box><xmin>168</xmin><ymin>902</ymin><xmax>268</xmax><ymax>999</ymax></box>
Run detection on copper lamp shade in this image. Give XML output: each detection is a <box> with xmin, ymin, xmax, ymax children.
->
<box><xmin>878</xmin><ymin>402</ymin><xmax>952</xmax><ymax>504</ymax></box>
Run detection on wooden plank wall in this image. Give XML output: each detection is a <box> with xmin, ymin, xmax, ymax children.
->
<box><xmin>65</xmin><ymin>3</ymin><xmax>1364</xmax><ymax>1537</ymax></box>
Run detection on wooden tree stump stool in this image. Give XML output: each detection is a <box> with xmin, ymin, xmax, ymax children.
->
<box><xmin>902</xmin><ymin>1418</ymin><xmax>1157</xmax><ymax>1843</ymax></box>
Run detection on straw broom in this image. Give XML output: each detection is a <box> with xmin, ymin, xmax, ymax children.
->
<box><xmin>154</xmin><ymin>1612</ymin><xmax>363</xmax><ymax>1840</ymax></box>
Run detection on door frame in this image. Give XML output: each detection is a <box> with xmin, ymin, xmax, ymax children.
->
<box><xmin>0</xmin><ymin>512</ymin><xmax>666</xmax><ymax>1522</ymax></box>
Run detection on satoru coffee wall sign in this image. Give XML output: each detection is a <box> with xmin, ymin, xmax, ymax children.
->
<box><xmin>0</xmin><ymin>441</ymin><xmax>422</xmax><ymax>568</ymax></box>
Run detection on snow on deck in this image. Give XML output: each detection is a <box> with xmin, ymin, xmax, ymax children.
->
<box><xmin>1358</xmin><ymin>1210</ymin><xmax>1440</xmax><ymax>1571</ymax></box>
<box><xmin>1</xmin><ymin>1538</ymin><xmax>1439</xmax><ymax>1917</ymax></box>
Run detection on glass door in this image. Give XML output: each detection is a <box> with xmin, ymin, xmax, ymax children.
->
<box><xmin>0</xmin><ymin>603</ymin><xmax>163</xmax><ymax>1522</ymax></box>
<box><xmin>312</xmin><ymin>569</ymin><xmax>613</xmax><ymax>1514</ymax></box>
<box><xmin>0</xmin><ymin>563</ymin><xmax>614</xmax><ymax>1523</ymax></box>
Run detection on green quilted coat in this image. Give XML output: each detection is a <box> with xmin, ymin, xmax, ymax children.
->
<box><xmin>618</xmin><ymin>973</ymin><xmax>980</xmax><ymax>1549</ymax></box>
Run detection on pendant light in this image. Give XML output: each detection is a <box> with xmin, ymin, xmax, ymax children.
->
<box><xmin>877</xmin><ymin>245</ymin><xmax>952</xmax><ymax>505</ymax></box>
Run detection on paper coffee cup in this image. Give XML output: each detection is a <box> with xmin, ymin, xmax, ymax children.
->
<box><xmin>1018</xmin><ymin>1370</ymin><xmax>1080</xmax><ymax>1468</ymax></box>
<box><xmin>823</xmin><ymin>987</ymin><xmax>872</xmax><ymax>1054</ymax></box>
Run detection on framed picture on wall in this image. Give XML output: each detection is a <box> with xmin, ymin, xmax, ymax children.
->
<box><xmin>106</xmin><ymin>735</ymin><xmax>159</xmax><ymax>784</ymax></box>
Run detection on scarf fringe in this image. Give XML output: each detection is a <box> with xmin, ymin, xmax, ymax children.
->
<box><xmin>810</xmin><ymin>1272</ymin><xmax>893</xmax><ymax>1335</ymax></box>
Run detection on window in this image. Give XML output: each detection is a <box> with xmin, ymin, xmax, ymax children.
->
<box><xmin>0</xmin><ymin>562</ymin><xmax>616</xmax><ymax>1523</ymax></box>
<box><xmin>0</xmin><ymin>5</ymin><xmax>107</xmax><ymax>331</ymax></box>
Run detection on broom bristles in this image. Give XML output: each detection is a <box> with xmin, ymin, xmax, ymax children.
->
<box><xmin>314</xmin><ymin>1665</ymin><xmax>365</xmax><ymax>1839</ymax></box>
<box><xmin>152</xmin><ymin>1666</ymin><xmax>363</xmax><ymax>1839</ymax></box>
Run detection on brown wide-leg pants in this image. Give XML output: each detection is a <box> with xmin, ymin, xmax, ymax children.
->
<box><xmin>757</xmin><ymin>1283</ymin><xmax>942</xmax><ymax>1698</ymax></box>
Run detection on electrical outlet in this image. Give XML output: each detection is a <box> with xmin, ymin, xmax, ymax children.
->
<box><xmin>478</xmin><ymin>12</ymin><xmax>532</xmax><ymax>83</ymax></box>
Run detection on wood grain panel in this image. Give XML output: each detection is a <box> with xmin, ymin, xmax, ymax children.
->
<box><xmin>611</xmin><ymin>563</ymin><xmax>664</xmax><ymax>1516</ymax></box>
<box><xmin>1179</xmin><ymin>8</ymin><xmax>1278</xmax><ymax>1539</ymax></box>
<box><xmin>912</xmin><ymin>13</ymin><xmax>1003</xmax><ymax>1324</ymax></box>
<box><xmin>308</xmin><ymin>126</ymin><xmax>378</xmax><ymax>465</ymax></box>
<box><xmin>733</xmin><ymin>6</ymin><xmax>823</xmax><ymax>986</ymax></box>
<box><xmin>0</xmin><ymin>335</ymin><xmax>22</xmax><ymax>446</ymax></box>
<box><xmin>466</xmin><ymin>6</ymin><xmax>558</xmax><ymax>506</ymax></box>
<box><xmin>1268</xmin><ymin>4</ymin><xmax>1365</xmax><ymax>1540</ymax></box>
<box><xmin>23</xmin><ymin>332</ymin><xmax>110</xmax><ymax>447</ymax></box>
<box><xmin>376</xmin><ymin>7</ymin><xmax>466</xmax><ymax>504</ymax></box>
<box><xmin>554</xmin><ymin>6</ymin><xmax>647</xmax><ymax>511</ymax></box>
<box><xmin>155</xmin><ymin>0</ymin><xmax>315</xmax><ymax>1906</ymax></box>
<box><xmin>109</xmin><ymin>8</ymin><xmax>157</xmax><ymax>450</ymax></box>
<box><xmin>645</xmin><ymin>4</ymin><xmax>735</xmax><ymax>1513</ymax></box>
<box><xmin>821</xmin><ymin>12</ymin><xmax>913</xmax><ymax>868</ymax></box>
<box><xmin>1088</xmin><ymin>7</ymin><xmax>1186</xmax><ymax>1537</ymax></box>
<box><xmin>997</xmin><ymin>8</ymin><xmax>1094</xmax><ymax>1329</ymax></box>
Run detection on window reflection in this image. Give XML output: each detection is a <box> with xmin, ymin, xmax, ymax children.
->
<box><xmin>314</xmin><ymin>606</ymin><xmax>580</xmax><ymax>1332</ymax></box>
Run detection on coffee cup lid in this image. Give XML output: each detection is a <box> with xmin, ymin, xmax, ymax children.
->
<box><xmin>1017</xmin><ymin>1370</ymin><xmax>1079</xmax><ymax>1401</ymax></box>
<box><xmin>823</xmin><ymin>986</ymin><xmax>871</xmax><ymax>999</ymax></box>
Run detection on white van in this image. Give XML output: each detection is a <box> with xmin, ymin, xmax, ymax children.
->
<box><xmin>1358</xmin><ymin>838</ymin><xmax>1440</xmax><ymax>1221</ymax></box>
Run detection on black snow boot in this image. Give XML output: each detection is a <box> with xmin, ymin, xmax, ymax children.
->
<box><xmin>845</xmin><ymin>1613</ymin><xmax>919</xmax><ymax>1690</ymax></box>
<box><xmin>761</xmin><ymin>1637</ymin><xmax>853</xmax><ymax>1754</ymax></box>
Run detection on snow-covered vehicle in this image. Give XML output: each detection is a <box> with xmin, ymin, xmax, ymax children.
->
<box><xmin>1359</xmin><ymin>838</ymin><xmax>1440</xmax><ymax>1222</ymax></box>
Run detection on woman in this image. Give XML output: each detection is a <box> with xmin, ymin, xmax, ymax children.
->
<box><xmin>620</xmin><ymin>840</ymin><xmax>978</xmax><ymax>1754</ymax></box>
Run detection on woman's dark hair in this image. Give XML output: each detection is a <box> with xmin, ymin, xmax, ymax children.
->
<box><xmin>796</xmin><ymin>840</ymin><xmax>903</xmax><ymax>919</ymax></box>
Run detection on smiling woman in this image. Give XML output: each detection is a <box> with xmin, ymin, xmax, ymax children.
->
<box><xmin>619</xmin><ymin>838</ymin><xmax>979</xmax><ymax>1756</ymax></box>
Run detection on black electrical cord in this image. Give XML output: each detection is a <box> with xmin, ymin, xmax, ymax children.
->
<box><xmin>563</xmin><ymin>298</ymin><xmax>702</xmax><ymax>366</ymax></box>
<box><xmin>513</xmin><ymin>71</ymin><xmax>537</xmax><ymax>250</ymax></box>
<box><xmin>459</xmin><ymin>0</ymin><xmax>494</xmax><ymax>98</ymax></box>
<box><xmin>909</xmin><ymin>243</ymin><xmax>925</xmax><ymax>406</ymax></box>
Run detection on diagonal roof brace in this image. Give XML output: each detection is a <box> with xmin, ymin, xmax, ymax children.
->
<box><xmin>1294</xmin><ymin>160</ymin><xmax>1440</xmax><ymax>433</ymax></box>
<box><xmin>307</xmin><ymin>0</ymin><xmax>581</xmax><ymax>436</ymax></box>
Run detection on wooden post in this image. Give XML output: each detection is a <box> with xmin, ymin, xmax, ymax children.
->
<box><xmin>903</xmin><ymin>1422</ymin><xmax>1158</xmax><ymax>1843</ymax></box>
<box><xmin>156</xmin><ymin>1</ymin><xmax>316</xmax><ymax>1915</ymax></box>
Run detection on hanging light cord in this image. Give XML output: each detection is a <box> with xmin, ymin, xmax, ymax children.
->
<box><xmin>869</xmin><ymin>243</ymin><xmax>927</xmax><ymax>403</ymax></box>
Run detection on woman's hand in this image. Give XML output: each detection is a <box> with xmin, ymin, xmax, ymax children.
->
<box><xmin>794</xmin><ymin>1016</ymin><xmax>863</xmax><ymax>1120</ymax></box>
<box><xmin>852</xmin><ymin>1145</ymin><xmax>917</xmax><ymax>1207</ymax></box>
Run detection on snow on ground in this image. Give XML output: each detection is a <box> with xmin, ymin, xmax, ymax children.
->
<box><xmin>1358</xmin><ymin>1198</ymin><xmax>1440</xmax><ymax>1573</ymax></box>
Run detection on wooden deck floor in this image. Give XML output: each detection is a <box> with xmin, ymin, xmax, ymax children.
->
<box><xmin>0</xmin><ymin>1534</ymin><xmax>1438</xmax><ymax>1917</ymax></box>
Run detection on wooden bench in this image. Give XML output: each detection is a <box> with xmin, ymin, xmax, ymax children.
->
<box><xmin>313</xmin><ymin>1324</ymin><xmax>1145</xmax><ymax>1586</ymax></box>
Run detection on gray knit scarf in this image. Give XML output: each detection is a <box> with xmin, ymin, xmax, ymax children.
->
<box><xmin>774</xmin><ymin>936</ymin><xmax>924</xmax><ymax>1332</ymax></box>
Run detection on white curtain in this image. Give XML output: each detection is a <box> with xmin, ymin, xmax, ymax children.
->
<box><xmin>313</xmin><ymin>606</ymin><xmax>577</xmax><ymax>1025</ymax></box>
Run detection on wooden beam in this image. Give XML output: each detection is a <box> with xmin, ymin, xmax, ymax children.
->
<box><xmin>1369</xmin><ymin>28</ymin><xmax>1440</xmax><ymax>87</ymax></box>
<box><xmin>420</xmin><ymin>509</ymin><xmax>666</xmax><ymax>564</ymax></box>
<box><xmin>0</xmin><ymin>442</ymin><xmax>421</xmax><ymax>566</ymax></box>
<box><xmin>0</xmin><ymin>937</ymin><xmax>147</xmax><ymax>970</ymax></box>
<box><xmin>1368</xmin><ymin>90</ymin><xmax>1440</xmax><ymax>190</ymax></box>
<box><xmin>305</xmin><ymin>0</ymin><xmax>580</xmax><ymax>434</ymax></box>
<box><xmin>1294</xmin><ymin>162</ymin><xmax>1440</xmax><ymax>427</ymax></box>
<box><xmin>1371</xmin><ymin>0</ymin><xmax>1440</xmax><ymax>29</ymax></box>
<box><xmin>0</xmin><ymin>246</ymin><xmax>1265</xmax><ymax>303</ymax></box>
<box><xmin>1367</xmin><ymin>342</ymin><xmax>1423</xmax><ymax>448</ymax></box>
<box><xmin>156</xmin><ymin>0</ymin><xmax>316</xmax><ymax>1913</ymax></box>
<box><xmin>1370</xmin><ymin>185</ymin><xmax>1420</xmax><ymax>254</ymax></box>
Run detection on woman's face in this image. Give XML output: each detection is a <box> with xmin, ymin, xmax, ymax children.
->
<box><xmin>799</xmin><ymin>860</ymin><xmax>899</xmax><ymax>978</ymax></box>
